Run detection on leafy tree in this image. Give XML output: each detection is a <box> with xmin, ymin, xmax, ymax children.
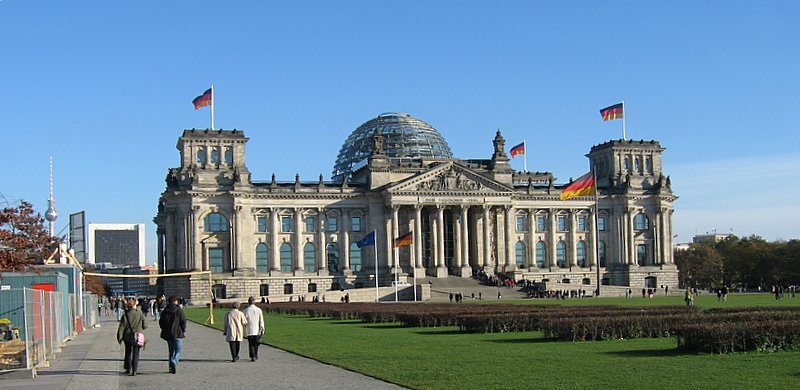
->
<box><xmin>0</xmin><ymin>200</ymin><xmax>59</xmax><ymax>272</ymax></box>
<box><xmin>83</xmin><ymin>264</ymin><xmax>109</xmax><ymax>297</ymax></box>
<box><xmin>674</xmin><ymin>244</ymin><xmax>723</xmax><ymax>288</ymax></box>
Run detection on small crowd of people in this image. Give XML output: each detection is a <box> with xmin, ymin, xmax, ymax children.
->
<box><xmin>115</xmin><ymin>294</ymin><xmax>266</xmax><ymax>376</ymax></box>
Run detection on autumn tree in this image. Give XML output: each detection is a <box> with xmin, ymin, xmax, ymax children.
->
<box><xmin>0</xmin><ymin>200</ymin><xmax>60</xmax><ymax>272</ymax></box>
<box><xmin>674</xmin><ymin>244</ymin><xmax>724</xmax><ymax>288</ymax></box>
<box><xmin>83</xmin><ymin>264</ymin><xmax>109</xmax><ymax>297</ymax></box>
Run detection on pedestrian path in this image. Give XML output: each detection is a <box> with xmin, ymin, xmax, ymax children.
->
<box><xmin>3</xmin><ymin>314</ymin><xmax>404</xmax><ymax>390</ymax></box>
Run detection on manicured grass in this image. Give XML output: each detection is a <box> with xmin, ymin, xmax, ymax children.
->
<box><xmin>186</xmin><ymin>294</ymin><xmax>800</xmax><ymax>389</ymax></box>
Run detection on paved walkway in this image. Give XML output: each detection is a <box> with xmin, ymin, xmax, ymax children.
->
<box><xmin>3</xmin><ymin>315</ymin><xmax>404</xmax><ymax>390</ymax></box>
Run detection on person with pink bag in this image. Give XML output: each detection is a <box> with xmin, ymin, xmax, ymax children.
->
<box><xmin>117</xmin><ymin>297</ymin><xmax>147</xmax><ymax>376</ymax></box>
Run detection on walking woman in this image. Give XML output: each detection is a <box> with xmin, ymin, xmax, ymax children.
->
<box><xmin>223</xmin><ymin>302</ymin><xmax>247</xmax><ymax>362</ymax></box>
<box><xmin>117</xmin><ymin>297</ymin><xmax>146</xmax><ymax>375</ymax></box>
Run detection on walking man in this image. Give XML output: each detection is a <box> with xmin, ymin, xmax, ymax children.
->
<box><xmin>159</xmin><ymin>296</ymin><xmax>186</xmax><ymax>374</ymax></box>
<box><xmin>223</xmin><ymin>302</ymin><xmax>248</xmax><ymax>362</ymax></box>
<box><xmin>242</xmin><ymin>297</ymin><xmax>265</xmax><ymax>362</ymax></box>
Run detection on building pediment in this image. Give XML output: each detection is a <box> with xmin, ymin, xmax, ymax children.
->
<box><xmin>385</xmin><ymin>162</ymin><xmax>513</xmax><ymax>195</ymax></box>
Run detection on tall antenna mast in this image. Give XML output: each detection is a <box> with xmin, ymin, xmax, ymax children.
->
<box><xmin>45</xmin><ymin>156</ymin><xmax>58</xmax><ymax>237</ymax></box>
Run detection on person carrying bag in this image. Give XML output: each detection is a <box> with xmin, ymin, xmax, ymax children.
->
<box><xmin>117</xmin><ymin>298</ymin><xmax>147</xmax><ymax>376</ymax></box>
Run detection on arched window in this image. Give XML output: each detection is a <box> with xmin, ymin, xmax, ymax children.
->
<box><xmin>598</xmin><ymin>240</ymin><xmax>607</xmax><ymax>267</ymax></box>
<box><xmin>535</xmin><ymin>241</ymin><xmax>546</xmax><ymax>268</ymax></box>
<box><xmin>204</xmin><ymin>213</ymin><xmax>228</xmax><ymax>232</ymax></box>
<box><xmin>304</xmin><ymin>243</ymin><xmax>316</xmax><ymax>273</ymax></box>
<box><xmin>634</xmin><ymin>213</ymin><xmax>649</xmax><ymax>231</ymax></box>
<box><xmin>634</xmin><ymin>157</ymin><xmax>640</xmax><ymax>172</ymax></box>
<box><xmin>645</xmin><ymin>157</ymin><xmax>652</xmax><ymax>173</ymax></box>
<box><xmin>515</xmin><ymin>241</ymin><xmax>526</xmax><ymax>267</ymax></box>
<box><xmin>256</xmin><ymin>243</ymin><xmax>269</xmax><ymax>273</ymax></box>
<box><xmin>326</xmin><ymin>244</ymin><xmax>340</xmax><ymax>273</ymax></box>
<box><xmin>197</xmin><ymin>147</ymin><xmax>207</xmax><ymax>165</ymax></box>
<box><xmin>210</xmin><ymin>147</ymin><xmax>220</xmax><ymax>164</ymax></box>
<box><xmin>349</xmin><ymin>243</ymin><xmax>362</xmax><ymax>272</ymax></box>
<box><xmin>556</xmin><ymin>240</ymin><xmax>567</xmax><ymax>268</ymax></box>
<box><xmin>576</xmin><ymin>241</ymin><xmax>587</xmax><ymax>267</ymax></box>
<box><xmin>279</xmin><ymin>243</ymin><xmax>293</xmax><ymax>273</ymax></box>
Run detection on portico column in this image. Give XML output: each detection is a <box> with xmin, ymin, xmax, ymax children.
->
<box><xmin>482</xmin><ymin>206</ymin><xmax>491</xmax><ymax>271</ymax></box>
<box><xmin>527</xmin><ymin>209</ymin><xmax>536</xmax><ymax>269</ymax></box>
<box><xmin>232</xmin><ymin>206</ymin><xmax>243</xmax><ymax>271</ymax></box>
<box><xmin>548</xmin><ymin>210</ymin><xmax>557</xmax><ymax>268</ymax></box>
<box><xmin>666</xmin><ymin>210</ymin><xmax>675</xmax><ymax>264</ymax></box>
<box><xmin>589</xmin><ymin>208</ymin><xmax>597</xmax><ymax>267</ymax></box>
<box><xmin>341</xmin><ymin>210</ymin><xmax>351</xmax><ymax>273</ymax></box>
<box><xmin>414</xmin><ymin>205</ymin><xmax>424</xmax><ymax>273</ymax></box>
<box><xmin>157</xmin><ymin>228</ymin><xmax>165</xmax><ymax>274</ymax></box>
<box><xmin>435</xmin><ymin>205</ymin><xmax>447</xmax><ymax>277</ymax></box>
<box><xmin>626</xmin><ymin>209</ymin><xmax>635</xmax><ymax>265</ymax></box>
<box><xmin>294</xmin><ymin>208</ymin><xmax>303</xmax><ymax>273</ymax></box>
<box><xmin>504</xmin><ymin>206</ymin><xmax>514</xmax><ymax>271</ymax></box>
<box><xmin>454</xmin><ymin>206</ymin><xmax>462</xmax><ymax>270</ymax></box>
<box><xmin>269</xmin><ymin>209</ymin><xmax>280</xmax><ymax>272</ymax></box>
<box><xmin>653</xmin><ymin>211</ymin><xmax>662</xmax><ymax>266</ymax></box>
<box><xmin>318</xmin><ymin>210</ymin><xmax>328</xmax><ymax>274</ymax></box>
<box><xmin>392</xmin><ymin>206</ymin><xmax>400</xmax><ymax>274</ymax></box>
<box><xmin>459</xmin><ymin>205</ymin><xmax>471</xmax><ymax>277</ymax></box>
<box><xmin>569</xmin><ymin>210</ymin><xmax>578</xmax><ymax>268</ymax></box>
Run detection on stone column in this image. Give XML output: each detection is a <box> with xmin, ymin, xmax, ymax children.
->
<box><xmin>589</xmin><ymin>208</ymin><xmax>598</xmax><ymax>267</ymax></box>
<box><xmin>232</xmin><ymin>205</ymin><xmax>244</xmax><ymax>272</ymax></box>
<box><xmin>176</xmin><ymin>209</ymin><xmax>187</xmax><ymax>271</ymax></box>
<box><xmin>482</xmin><ymin>206</ymin><xmax>491</xmax><ymax>272</ymax></box>
<box><xmin>454</xmin><ymin>206</ymin><xmax>462</xmax><ymax>270</ymax></box>
<box><xmin>293</xmin><ymin>208</ymin><xmax>303</xmax><ymax>274</ymax></box>
<box><xmin>653</xmin><ymin>211</ymin><xmax>661</xmax><ymax>266</ymax></box>
<box><xmin>191</xmin><ymin>207</ymin><xmax>202</xmax><ymax>272</ymax></box>
<box><xmin>666</xmin><ymin>210</ymin><xmax>675</xmax><ymax>264</ymax></box>
<box><xmin>341</xmin><ymin>209</ymin><xmax>351</xmax><ymax>274</ymax></box>
<box><xmin>569</xmin><ymin>210</ymin><xmax>578</xmax><ymax>268</ymax></box>
<box><xmin>318</xmin><ymin>210</ymin><xmax>328</xmax><ymax>275</ymax></box>
<box><xmin>527</xmin><ymin>209</ymin><xmax>536</xmax><ymax>270</ymax></box>
<box><xmin>502</xmin><ymin>206</ymin><xmax>513</xmax><ymax>271</ymax></box>
<box><xmin>269</xmin><ymin>209</ymin><xmax>280</xmax><ymax>273</ymax></box>
<box><xmin>549</xmin><ymin>210</ymin><xmax>557</xmax><ymax>268</ymax></box>
<box><xmin>391</xmin><ymin>206</ymin><xmax>400</xmax><ymax>274</ymax></box>
<box><xmin>459</xmin><ymin>205</ymin><xmax>471</xmax><ymax>277</ymax></box>
<box><xmin>165</xmin><ymin>213</ymin><xmax>176</xmax><ymax>271</ymax></box>
<box><xmin>414</xmin><ymin>205</ymin><xmax>425</xmax><ymax>275</ymax></box>
<box><xmin>626</xmin><ymin>209</ymin><xmax>636</xmax><ymax>265</ymax></box>
<box><xmin>435</xmin><ymin>205</ymin><xmax>447</xmax><ymax>277</ymax></box>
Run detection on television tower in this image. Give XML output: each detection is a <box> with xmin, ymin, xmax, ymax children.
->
<box><xmin>45</xmin><ymin>156</ymin><xmax>58</xmax><ymax>237</ymax></box>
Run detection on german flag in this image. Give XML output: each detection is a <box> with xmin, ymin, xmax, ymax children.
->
<box><xmin>560</xmin><ymin>171</ymin><xmax>596</xmax><ymax>200</ymax></box>
<box><xmin>600</xmin><ymin>103</ymin><xmax>623</xmax><ymax>121</ymax></box>
<box><xmin>509</xmin><ymin>142</ymin><xmax>525</xmax><ymax>158</ymax></box>
<box><xmin>193</xmin><ymin>88</ymin><xmax>212</xmax><ymax>110</ymax></box>
<box><xmin>394</xmin><ymin>231</ymin><xmax>413</xmax><ymax>247</ymax></box>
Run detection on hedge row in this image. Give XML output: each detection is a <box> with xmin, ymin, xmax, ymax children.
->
<box><xmin>215</xmin><ymin>302</ymin><xmax>800</xmax><ymax>353</ymax></box>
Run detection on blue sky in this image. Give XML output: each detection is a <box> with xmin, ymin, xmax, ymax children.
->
<box><xmin>2</xmin><ymin>1</ymin><xmax>799</xmax><ymax>263</ymax></box>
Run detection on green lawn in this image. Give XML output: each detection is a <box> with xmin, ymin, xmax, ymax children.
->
<box><xmin>186</xmin><ymin>294</ymin><xmax>800</xmax><ymax>389</ymax></box>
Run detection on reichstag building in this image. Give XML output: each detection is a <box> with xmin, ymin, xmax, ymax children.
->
<box><xmin>154</xmin><ymin>113</ymin><xmax>678</xmax><ymax>302</ymax></box>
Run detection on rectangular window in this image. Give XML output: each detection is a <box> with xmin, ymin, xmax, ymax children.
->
<box><xmin>257</xmin><ymin>216</ymin><xmax>267</xmax><ymax>232</ymax></box>
<box><xmin>637</xmin><ymin>244</ymin><xmax>647</xmax><ymax>265</ymax></box>
<box><xmin>516</xmin><ymin>216</ymin><xmax>526</xmax><ymax>232</ymax></box>
<box><xmin>327</xmin><ymin>217</ymin><xmax>338</xmax><ymax>232</ymax></box>
<box><xmin>209</xmin><ymin>248</ymin><xmax>224</xmax><ymax>274</ymax></box>
<box><xmin>281</xmin><ymin>216</ymin><xmax>293</xmax><ymax>233</ymax></box>
<box><xmin>557</xmin><ymin>215</ymin><xmax>567</xmax><ymax>232</ymax></box>
<box><xmin>598</xmin><ymin>216</ymin><xmax>606</xmax><ymax>231</ymax></box>
<box><xmin>351</xmin><ymin>216</ymin><xmax>362</xmax><ymax>232</ymax></box>
<box><xmin>577</xmin><ymin>216</ymin><xmax>587</xmax><ymax>232</ymax></box>
<box><xmin>305</xmin><ymin>217</ymin><xmax>315</xmax><ymax>232</ymax></box>
<box><xmin>536</xmin><ymin>215</ymin><xmax>547</xmax><ymax>231</ymax></box>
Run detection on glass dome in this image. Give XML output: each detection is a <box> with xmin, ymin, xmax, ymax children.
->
<box><xmin>332</xmin><ymin>113</ymin><xmax>453</xmax><ymax>178</ymax></box>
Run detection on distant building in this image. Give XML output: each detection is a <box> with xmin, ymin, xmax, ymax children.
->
<box><xmin>94</xmin><ymin>264</ymin><xmax>158</xmax><ymax>296</ymax></box>
<box><xmin>692</xmin><ymin>233</ymin><xmax>733</xmax><ymax>244</ymax></box>
<box><xmin>87</xmin><ymin>223</ymin><xmax>146</xmax><ymax>267</ymax></box>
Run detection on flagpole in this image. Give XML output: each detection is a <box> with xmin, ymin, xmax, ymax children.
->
<box><xmin>211</xmin><ymin>84</ymin><xmax>215</xmax><ymax>130</ymax></box>
<box><xmin>373</xmin><ymin>230</ymin><xmax>379</xmax><ymax>303</ymax></box>
<box><xmin>592</xmin><ymin>168</ymin><xmax>601</xmax><ymax>297</ymax></box>
<box><xmin>621</xmin><ymin>100</ymin><xmax>626</xmax><ymax>140</ymax></box>
<box><xmin>394</xmin><ymin>245</ymin><xmax>399</xmax><ymax>302</ymax></box>
<box><xmin>523</xmin><ymin>139</ymin><xmax>528</xmax><ymax>173</ymax></box>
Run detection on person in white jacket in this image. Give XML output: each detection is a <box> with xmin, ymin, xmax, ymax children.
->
<box><xmin>242</xmin><ymin>296</ymin><xmax>265</xmax><ymax>361</ymax></box>
<box><xmin>223</xmin><ymin>302</ymin><xmax>248</xmax><ymax>362</ymax></box>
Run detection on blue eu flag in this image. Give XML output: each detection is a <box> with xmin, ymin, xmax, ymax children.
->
<box><xmin>356</xmin><ymin>231</ymin><xmax>375</xmax><ymax>248</ymax></box>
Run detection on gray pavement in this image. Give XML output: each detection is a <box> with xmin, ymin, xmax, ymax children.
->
<box><xmin>3</xmin><ymin>314</ymin><xmax>405</xmax><ymax>390</ymax></box>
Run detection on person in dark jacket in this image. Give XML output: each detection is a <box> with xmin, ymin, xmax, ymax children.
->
<box><xmin>158</xmin><ymin>296</ymin><xmax>187</xmax><ymax>374</ymax></box>
<box><xmin>117</xmin><ymin>298</ymin><xmax>146</xmax><ymax>376</ymax></box>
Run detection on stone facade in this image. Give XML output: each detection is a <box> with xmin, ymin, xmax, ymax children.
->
<box><xmin>155</xmin><ymin>120</ymin><xmax>679</xmax><ymax>303</ymax></box>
